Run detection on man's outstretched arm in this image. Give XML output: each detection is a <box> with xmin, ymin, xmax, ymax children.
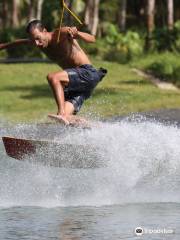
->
<box><xmin>70</xmin><ymin>27</ymin><xmax>95</xmax><ymax>43</ymax></box>
<box><xmin>76</xmin><ymin>30</ymin><xmax>96</xmax><ymax>43</ymax></box>
<box><xmin>0</xmin><ymin>39</ymin><xmax>32</xmax><ymax>51</ymax></box>
<box><xmin>59</xmin><ymin>27</ymin><xmax>96</xmax><ymax>43</ymax></box>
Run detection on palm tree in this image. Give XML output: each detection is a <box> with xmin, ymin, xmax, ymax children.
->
<box><xmin>118</xmin><ymin>0</ymin><xmax>127</xmax><ymax>32</ymax></box>
<box><xmin>167</xmin><ymin>0</ymin><xmax>174</xmax><ymax>30</ymax></box>
<box><xmin>146</xmin><ymin>0</ymin><xmax>155</xmax><ymax>50</ymax></box>
<box><xmin>12</xmin><ymin>0</ymin><xmax>19</xmax><ymax>27</ymax></box>
<box><xmin>36</xmin><ymin>0</ymin><xmax>44</xmax><ymax>20</ymax></box>
<box><xmin>84</xmin><ymin>0</ymin><xmax>100</xmax><ymax>35</ymax></box>
<box><xmin>28</xmin><ymin>0</ymin><xmax>36</xmax><ymax>21</ymax></box>
<box><xmin>1</xmin><ymin>0</ymin><xmax>9</xmax><ymax>28</ymax></box>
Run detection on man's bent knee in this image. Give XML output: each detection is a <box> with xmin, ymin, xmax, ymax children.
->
<box><xmin>47</xmin><ymin>73</ymin><xmax>53</xmax><ymax>82</ymax></box>
<box><xmin>47</xmin><ymin>73</ymin><xmax>60</xmax><ymax>86</ymax></box>
<box><xmin>47</xmin><ymin>72</ymin><xmax>68</xmax><ymax>86</ymax></box>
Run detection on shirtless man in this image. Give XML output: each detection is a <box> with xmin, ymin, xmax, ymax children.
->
<box><xmin>0</xmin><ymin>20</ymin><xmax>107</xmax><ymax>124</ymax></box>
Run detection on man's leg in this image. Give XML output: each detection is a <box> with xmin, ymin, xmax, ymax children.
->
<box><xmin>64</xmin><ymin>101</ymin><xmax>89</xmax><ymax>125</ymax></box>
<box><xmin>47</xmin><ymin>70</ymin><xmax>69</xmax><ymax>116</ymax></box>
<box><xmin>64</xmin><ymin>101</ymin><xmax>75</xmax><ymax>115</ymax></box>
<box><xmin>47</xmin><ymin>70</ymin><xmax>89</xmax><ymax>126</ymax></box>
<box><xmin>49</xmin><ymin>100</ymin><xmax>88</xmax><ymax>125</ymax></box>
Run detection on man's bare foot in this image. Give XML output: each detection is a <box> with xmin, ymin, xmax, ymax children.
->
<box><xmin>67</xmin><ymin>115</ymin><xmax>88</xmax><ymax>124</ymax></box>
<box><xmin>48</xmin><ymin>114</ymin><xmax>92</xmax><ymax>128</ymax></box>
<box><xmin>48</xmin><ymin>114</ymin><xmax>70</xmax><ymax>125</ymax></box>
<box><xmin>66</xmin><ymin>115</ymin><xmax>92</xmax><ymax>128</ymax></box>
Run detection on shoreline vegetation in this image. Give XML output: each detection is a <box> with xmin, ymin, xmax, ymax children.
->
<box><xmin>0</xmin><ymin>56</ymin><xmax>180</xmax><ymax>123</ymax></box>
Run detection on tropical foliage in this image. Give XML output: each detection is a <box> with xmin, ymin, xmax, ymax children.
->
<box><xmin>0</xmin><ymin>1</ymin><xmax>180</xmax><ymax>63</ymax></box>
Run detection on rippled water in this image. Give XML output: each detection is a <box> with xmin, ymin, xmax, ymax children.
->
<box><xmin>0</xmin><ymin>117</ymin><xmax>180</xmax><ymax>239</ymax></box>
<box><xmin>0</xmin><ymin>203</ymin><xmax>179</xmax><ymax>240</ymax></box>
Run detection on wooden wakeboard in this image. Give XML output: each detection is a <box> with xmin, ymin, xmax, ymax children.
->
<box><xmin>2</xmin><ymin>136</ymin><xmax>103</xmax><ymax>168</ymax></box>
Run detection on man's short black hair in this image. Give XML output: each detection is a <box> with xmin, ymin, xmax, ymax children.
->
<box><xmin>26</xmin><ymin>19</ymin><xmax>45</xmax><ymax>34</ymax></box>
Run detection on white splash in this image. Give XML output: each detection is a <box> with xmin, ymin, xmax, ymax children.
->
<box><xmin>0</xmin><ymin>118</ymin><xmax>180</xmax><ymax>207</ymax></box>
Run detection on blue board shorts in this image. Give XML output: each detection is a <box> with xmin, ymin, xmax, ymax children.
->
<box><xmin>65</xmin><ymin>64</ymin><xmax>107</xmax><ymax>114</ymax></box>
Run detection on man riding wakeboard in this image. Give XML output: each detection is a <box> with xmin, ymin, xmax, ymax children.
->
<box><xmin>0</xmin><ymin>20</ymin><xmax>107</xmax><ymax>125</ymax></box>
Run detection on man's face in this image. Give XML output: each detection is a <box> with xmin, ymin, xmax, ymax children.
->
<box><xmin>30</xmin><ymin>28</ymin><xmax>49</xmax><ymax>48</ymax></box>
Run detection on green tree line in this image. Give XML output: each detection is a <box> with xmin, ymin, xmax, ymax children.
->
<box><xmin>0</xmin><ymin>0</ymin><xmax>180</xmax><ymax>61</ymax></box>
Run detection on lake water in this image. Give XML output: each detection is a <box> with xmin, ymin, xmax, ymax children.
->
<box><xmin>0</xmin><ymin>117</ymin><xmax>180</xmax><ymax>239</ymax></box>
